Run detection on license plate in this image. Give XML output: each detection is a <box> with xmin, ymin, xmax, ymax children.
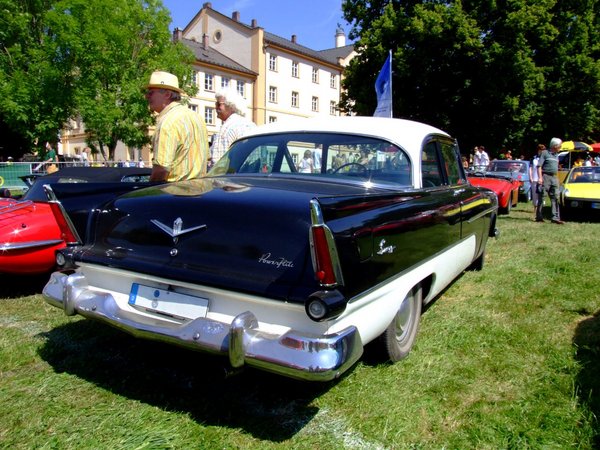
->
<box><xmin>128</xmin><ymin>284</ymin><xmax>208</xmax><ymax>319</ymax></box>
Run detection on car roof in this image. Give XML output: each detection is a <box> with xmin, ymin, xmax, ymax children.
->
<box><xmin>242</xmin><ymin>116</ymin><xmax>451</xmax><ymax>158</ymax></box>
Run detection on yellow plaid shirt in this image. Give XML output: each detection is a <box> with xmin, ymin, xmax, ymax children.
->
<box><xmin>152</xmin><ymin>102</ymin><xmax>209</xmax><ymax>182</ymax></box>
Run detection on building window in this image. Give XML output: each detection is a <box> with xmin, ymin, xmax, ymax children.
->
<box><xmin>269</xmin><ymin>54</ymin><xmax>277</xmax><ymax>71</ymax></box>
<box><xmin>205</xmin><ymin>107</ymin><xmax>215</xmax><ymax>125</ymax></box>
<box><xmin>213</xmin><ymin>29</ymin><xmax>222</xmax><ymax>43</ymax></box>
<box><xmin>221</xmin><ymin>77</ymin><xmax>230</xmax><ymax>89</ymax></box>
<box><xmin>189</xmin><ymin>104</ymin><xmax>198</xmax><ymax>112</ymax></box>
<box><xmin>330</xmin><ymin>101</ymin><xmax>337</xmax><ymax>115</ymax></box>
<box><xmin>205</xmin><ymin>73</ymin><xmax>214</xmax><ymax>91</ymax></box>
<box><xmin>237</xmin><ymin>80</ymin><xmax>245</xmax><ymax>98</ymax></box>
<box><xmin>269</xmin><ymin>86</ymin><xmax>277</xmax><ymax>103</ymax></box>
<box><xmin>292</xmin><ymin>61</ymin><xmax>299</xmax><ymax>78</ymax></box>
<box><xmin>291</xmin><ymin>91</ymin><xmax>299</xmax><ymax>108</ymax></box>
<box><xmin>312</xmin><ymin>96</ymin><xmax>318</xmax><ymax>112</ymax></box>
<box><xmin>312</xmin><ymin>67</ymin><xmax>318</xmax><ymax>83</ymax></box>
<box><xmin>191</xmin><ymin>71</ymin><xmax>198</xmax><ymax>86</ymax></box>
<box><xmin>268</xmin><ymin>116</ymin><xmax>277</xmax><ymax>123</ymax></box>
<box><xmin>330</xmin><ymin>74</ymin><xmax>336</xmax><ymax>89</ymax></box>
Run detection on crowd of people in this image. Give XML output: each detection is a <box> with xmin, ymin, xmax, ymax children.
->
<box><xmin>464</xmin><ymin>137</ymin><xmax>600</xmax><ymax>225</ymax></box>
<box><xmin>14</xmin><ymin>71</ymin><xmax>597</xmax><ymax>229</ymax></box>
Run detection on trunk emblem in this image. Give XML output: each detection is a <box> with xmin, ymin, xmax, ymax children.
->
<box><xmin>151</xmin><ymin>217</ymin><xmax>207</xmax><ymax>244</ymax></box>
<box><xmin>376</xmin><ymin>238</ymin><xmax>396</xmax><ymax>255</ymax></box>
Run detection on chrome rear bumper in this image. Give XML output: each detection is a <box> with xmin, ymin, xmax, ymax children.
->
<box><xmin>43</xmin><ymin>271</ymin><xmax>363</xmax><ymax>381</ymax></box>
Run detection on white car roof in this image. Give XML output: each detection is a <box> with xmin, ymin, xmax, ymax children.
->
<box><xmin>242</xmin><ymin>116</ymin><xmax>451</xmax><ymax>157</ymax></box>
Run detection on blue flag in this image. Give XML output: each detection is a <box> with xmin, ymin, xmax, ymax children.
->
<box><xmin>374</xmin><ymin>51</ymin><xmax>392</xmax><ymax>118</ymax></box>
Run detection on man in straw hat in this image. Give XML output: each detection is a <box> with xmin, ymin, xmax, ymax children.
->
<box><xmin>145</xmin><ymin>71</ymin><xmax>209</xmax><ymax>182</ymax></box>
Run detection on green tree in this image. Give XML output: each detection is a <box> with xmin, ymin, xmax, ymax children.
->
<box><xmin>61</xmin><ymin>0</ymin><xmax>195</xmax><ymax>160</ymax></box>
<box><xmin>0</xmin><ymin>0</ymin><xmax>194</xmax><ymax>160</ymax></box>
<box><xmin>341</xmin><ymin>0</ymin><xmax>600</xmax><ymax>155</ymax></box>
<box><xmin>0</xmin><ymin>0</ymin><xmax>78</xmax><ymax>155</ymax></box>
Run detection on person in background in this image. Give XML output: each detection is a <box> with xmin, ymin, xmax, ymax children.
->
<box><xmin>313</xmin><ymin>144</ymin><xmax>323</xmax><ymax>173</ymax></box>
<box><xmin>298</xmin><ymin>150</ymin><xmax>314</xmax><ymax>173</ymax></box>
<box><xmin>529</xmin><ymin>144</ymin><xmax>544</xmax><ymax>213</ymax></box>
<box><xmin>210</xmin><ymin>87</ymin><xmax>256</xmax><ymax>165</ymax></box>
<box><xmin>462</xmin><ymin>155</ymin><xmax>469</xmax><ymax>169</ymax></box>
<box><xmin>474</xmin><ymin>146</ymin><xmax>490</xmax><ymax>170</ymax></box>
<box><xmin>536</xmin><ymin>138</ymin><xmax>564</xmax><ymax>224</ymax></box>
<box><xmin>44</xmin><ymin>142</ymin><xmax>59</xmax><ymax>173</ymax></box>
<box><xmin>81</xmin><ymin>147</ymin><xmax>90</xmax><ymax>166</ymax></box>
<box><xmin>145</xmin><ymin>71</ymin><xmax>208</xmax><ymax>182</ymax></box>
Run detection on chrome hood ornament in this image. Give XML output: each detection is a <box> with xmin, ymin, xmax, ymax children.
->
<box><xmin>151</xmin><ymin>217</ymin><xmax>206</xmax><ymax>244</ymax></box>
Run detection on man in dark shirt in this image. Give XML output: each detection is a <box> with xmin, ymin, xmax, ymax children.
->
<box><xmin>536</xmin><ymin>137</ymin><xmax>563</xmax><ymax>224</ymax></box>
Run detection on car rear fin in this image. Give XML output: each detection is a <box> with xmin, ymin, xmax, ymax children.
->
<box><xmin>309</xmin><ymin>199</ymin><xmax>344</xmax><ymax>288</ymax></box>
<box><xmin>43</xmin><ymin>184</ymin><xmax>82</xmax><ymax>245</ymax></box>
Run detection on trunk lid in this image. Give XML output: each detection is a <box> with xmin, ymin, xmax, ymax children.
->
<box><xmin>78</xmin><ymin>177</ymin><xmax>394</xmax><ymax>302</ymax></box>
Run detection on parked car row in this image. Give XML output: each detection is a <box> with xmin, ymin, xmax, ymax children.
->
<box><xmin>0</xmin><ymin>167</ymin><xmax>152</xmax><ymax>275</ymax></box>
<box><xmin>6</xmin><ymin>117</ymin><xmax>502</xmax><ymax>381</ymax></box>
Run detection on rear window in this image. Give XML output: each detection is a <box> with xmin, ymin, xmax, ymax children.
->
<box><xmin>210</xmin><ymin>132</ymin><xmax>412</xmax><ymax>187</ymax></box>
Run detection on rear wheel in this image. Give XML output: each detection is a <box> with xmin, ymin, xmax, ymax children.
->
<box><xmin>380</xmin><ymin>285</ymin><xmax>423</xmax><ymax>361</ymax></box>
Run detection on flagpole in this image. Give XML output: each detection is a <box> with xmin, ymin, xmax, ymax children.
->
<box><xmin>388</xmin><ymin>50</ymin><xmax>393</xmax><ymax>117</ymax></box>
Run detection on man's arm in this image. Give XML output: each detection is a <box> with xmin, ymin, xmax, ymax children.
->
<box><xmin>150</xmin><ymin>164</ymin><xmax>169</xmax><ymax>182</ymax></box>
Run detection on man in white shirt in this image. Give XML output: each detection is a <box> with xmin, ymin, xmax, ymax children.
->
<box><xmin>211</xmin><ymin>87</ymin><xmax>256</xmax><ymax>165</ymax></box>
<box><xmin>473</xmin><ymin>146</ymin><xmax>490</xmax><ymax>170</ymax></box>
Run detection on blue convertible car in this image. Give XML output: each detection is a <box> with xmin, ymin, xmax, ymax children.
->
<box><xmin>43</xmin><ymin>117</ymin><xmax>498</xmax><ymax>381</ymax></box>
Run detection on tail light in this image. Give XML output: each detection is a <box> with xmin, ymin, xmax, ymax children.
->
<box><xmin>311</xmin><ymin>225</ymin><xmax>337</xmax><ymax>285</ymax></box>
<box><xmin>43</xmin><ymin>185</ymin><xmax>82</xmax><ymax>245</ymax></box>
<box><xmin>309</xmin><ymin>200</ymin><xmax>344</xmax><ymax>288</ymax></box>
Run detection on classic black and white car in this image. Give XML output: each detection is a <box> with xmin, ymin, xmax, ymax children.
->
<box><xmin>43</xmin><ymin>117</ymin><xmax>498</xmax><ymax>381</ymax></box>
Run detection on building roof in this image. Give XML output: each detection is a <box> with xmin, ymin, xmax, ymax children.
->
<box><xmin>186</xmin><ymin>4</ymin><xmax>353</xmax><ymax>69</ymax></box>
<box><xmin>264</xmin><ymin>32</ymin><xmax>352</xmax><ymax>66</ymax></box>
<box><xmin>318</xmin><ymin>44</ymin><xmax>356</xmax><ymax>63</ymax></box>
<box><xmin>181</xmin><ymin>38</ymin><xmax>257</xmax><ymax>76</ymax></box>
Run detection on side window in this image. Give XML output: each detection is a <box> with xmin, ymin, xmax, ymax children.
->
<box><xmin>440</xmin><ymin>141</ymin><xmax>462</xmax><ymax>185</ymax></box>
<box><xmin>422</xmin><ymin>142</ymin><xmax>443</xmax><ymax>187</ymax></box>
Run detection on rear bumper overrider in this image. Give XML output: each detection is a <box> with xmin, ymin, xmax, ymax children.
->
<box><xmin>43</xmin><ymin>271</ymin><xmax>363</xmax><ymax>381</ymax></box>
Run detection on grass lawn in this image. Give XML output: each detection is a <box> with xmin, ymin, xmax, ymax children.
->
<box><xmin>1</xmin><ymin>203</ymin><xmax>599</xmax><ymax>449</ymax></box>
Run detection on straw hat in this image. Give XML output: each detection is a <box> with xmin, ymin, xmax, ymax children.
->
<box><xmin>146</xmin><ymin>71</ymin><xmax>183</xmax><ymax>94</ymax></box>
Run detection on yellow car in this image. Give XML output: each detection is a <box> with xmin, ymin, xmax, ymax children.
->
<box><xmin>560</xmin><ymin>166</ymin><xmax>600</xmax><ymax>218</ymax></box>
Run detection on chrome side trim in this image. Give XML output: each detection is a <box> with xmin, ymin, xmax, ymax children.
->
<box><xmin>43</xmin><ymin>271</ymin><xmax>363</xmax><ymax>382</ymax></box>
<box><xmin>0</xmin><ymin>200</ymin><xmax>34</xmax><ymax>214</ymax></box>
<box><xmin>0</xmin><ymin>239</ymin><xmax>63</xmax><ymax>252</ymax></box>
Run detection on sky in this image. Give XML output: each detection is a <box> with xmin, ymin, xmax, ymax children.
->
<box><xmin>161</xmin><ymin>0</ymin><xmax>354</xmax><ymax>50</ymax></box>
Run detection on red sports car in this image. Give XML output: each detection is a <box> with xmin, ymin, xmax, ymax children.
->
<box><xmin>0</xmin><ymin>166</ymin><xmax>151</xmax><ymax>275</ymax></box>
<box><xmin>468</xmin><ymin>171</ymin><xmax>520</xmax><ymax>214</ymax></box>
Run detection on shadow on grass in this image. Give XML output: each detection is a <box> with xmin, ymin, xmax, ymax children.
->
<box><xmin>1</xmin><ymin>273</ymin><xmax>49</xmax><ymax>299</ymax></box>
<box><xmin>573</xmin><ymin>308</ymin><xmax>600</xmax><ymax>447</ymax></box>
<box><xmin>37</xmin><ymin>320</ymin><xmax>338</xmax><ymax>441</ymax></box>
